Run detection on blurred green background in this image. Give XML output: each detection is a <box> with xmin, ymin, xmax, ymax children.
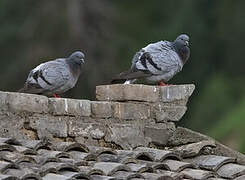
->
<box><xmin>0</xmin><ymin>0</ymin><xmax>244</xmax><ymax>153</ymax></box>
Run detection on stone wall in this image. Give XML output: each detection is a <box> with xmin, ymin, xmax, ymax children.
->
<box><xmin>0</xmin><ymin>84</ymin><xmax>195</xmax><ymax>149</ymax></box>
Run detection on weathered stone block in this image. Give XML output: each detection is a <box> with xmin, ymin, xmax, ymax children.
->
<box><xmin>49</xmin><ymin>98</ymin><xmax>91</xmax><ymax>116</ymax></box>
<box><xmin>159</xmin><ymin>84</ymin><xmax>195</xmax><ymax>102</ymax></box>
<box><xmin>91</xmin><ymin>101</ymin><xmax>112</xmax><ymax>118</ymax></box>
<box><xmin>144</xmin><ymin>122</ymin><xmax>176</xmax><ymax>146</ymax></box>
<box><xmin>0</xmin><ymin>112</ymin><xmax>29</xmax><ymax>140</ymax></box>
<box><xmin>104</xmin><ymin>123</ymin><xmax>150</xmax><ymax>149</ymax></box>
<box><xmin>168</xmin><ymin>127</ymin><xmax>211</xmax><ymax>146</ymax></box>
<box><xmin>0</xmin><ymin>91</ymin><xmax>8</xmax><ymax>111</ymax></box>
<box><xmin>29</xmin><ymin>115</ymin><xmax>68</xmax><ymax>138</ymax></box>
<box><xmin>112</xmin><ymin>102</ymin><xmax>151</xmax><ymax>120</ymax></box>
<box><xmin>75</xmin><ymin>136</ymin><xmax>100</xmax><ymax>146</ymax></box>
<box><xmin>174</xmin><ymin>140</ymin><xmax>216</xmax><ymax>158</ymax></box>
<box><xmin>96</xmin><ymin>84</ymin><xmax>160</xmax><ymax>102</ymax></box>
<box><xmin>153</xmin><ymin>103</ymin><xmax>187</xmax><ymax>122</ymax></box>
<box><xmin>8</xmin><ymin>92</ymin><xmax>48</xmax><ymax>113</ymax></box>
<box><xmin>96</xmin><ymin>84</ymin><xmax>123</xmax><ymax>101</ymax></box>
<box><xmin>68</xmin><ymin>121</ymin><xmax>105</xmax><ymax>139</ymax></box>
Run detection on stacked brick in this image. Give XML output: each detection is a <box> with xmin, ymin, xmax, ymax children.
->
<box><xmin>0</xmin><ymin>84</ymin><xmax>195</xmax><ymax>149</ymax></box>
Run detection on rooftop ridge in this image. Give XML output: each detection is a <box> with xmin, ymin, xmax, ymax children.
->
<box><xmin>0</xmin><ymin>84</ymin><xmax>244</xmax><ymax>166</ymax></box>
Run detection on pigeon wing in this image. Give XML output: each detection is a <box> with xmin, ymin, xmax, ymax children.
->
<box><xmin>111</xmin><ymin>41</ymin><xmax>182</xmax><ymax>83</ymax></box>
<box><xmin>24</xmin><ymin>59</ymin><xmax>71</xmax><ymax>94</ymax></box>
<box><xmin>136</xmin><ymin>41</ymin><xmax>182</xmax><ymax>75</ymax></box>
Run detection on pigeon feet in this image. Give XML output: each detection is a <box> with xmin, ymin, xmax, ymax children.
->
<box><xmin>159</xmin><ymin>81</ymin><xmax>171</xmax><ymax>86</ymax></box>
<box><xmin>53</xmin><ymin>93</ymin><xmax>60</xmax><ymax>98</ymax></box>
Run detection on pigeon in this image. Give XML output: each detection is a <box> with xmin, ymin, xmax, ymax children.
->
<box><xmin>111</xmin><ymin>34</ymin><xmax>190</xmax><ymax>86</ymax></box>
<box><xmin>19</xmin><ymin>51</ymin><xmax>85</xmax><ymax>97</ymax></box>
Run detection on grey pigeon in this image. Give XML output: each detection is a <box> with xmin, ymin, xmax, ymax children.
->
<box><xmin>111</xmin><ymin>34</ymin><xmax>190</xmax><ymax>85</ymax></box>
<box><xmin>19</xmin><ymin>51</ymin><xmax>85</xmax><ymax>97</ymax></box>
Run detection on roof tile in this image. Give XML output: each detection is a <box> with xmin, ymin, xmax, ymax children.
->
<box><xmin>52</xmin><ymin>142</ymin><xmax>89</xmax><ymax>152</ymax></box>
<box><xmin>127</xmin><ymin>162</ymin><xmax>153</xmax><ymax>173</ymax></box>
<box><xmin>174</xmin><ymin>140</ymin><xmax>216</xmax><ymax>158</ymax></box>
<box><xmin>135</xmin><ymin>147</ymin><xmax>181</xmax><ymax>161</ymax></box>
<box><xmin>116</xmin><ymin>150</ymin><xmax>154</xmax><ymax>162</ymax></box>
<box><xmin>0</xmin><ymin>136</ymin><xmax>244</xmax><ymax>179</ymax></box>
<box><xmin>13</xmin><ymin>145</ymin><xmax>36</xmax><ymax>155</ymax></box>
<box><xmin>0</xmin><ymin>138</ymin><xmax>20</xmax><ymax>146</ymax></box>
<box><xmin>78</xmin><ymin>165</ymin><xmax>103</xmax><ymax>176</ymax></box>
<box><xmin>0</xmin><ymin>151</ymin><xmax>35</xmax><ymax>164</ymax></box>
<box><xmin>181</xmin><ymin>168</ymin><xmax>215</xmax><ymax>179</ymax></box>
<box><xmin>235</xmin><ymin>174</ymin><xmax>245</xmax><ymax>180</ymax></box>
<box><xmin>153</xmin><ymin>169</ymin><xmax>184</xmax><ymax>179</ymax></box>
<box><xmin>112</xmin><ymin>171</ymin><xmax>144</xmax><ymax>179</ymax></box>
<box><xmin>137</xmin><ymin>160</ymin><xmax>171</xmax><ymax>172</ymax></box>
<box><xmin>90</xmin><ymin>175</ymin><xmax>116</xmax><ymax>180</ymax></box>
<box><xmin>217</xmin><ymin>163</ymin><xmax>245</xmax><ymax>178</ymax></box>
<box><xmin>4</xmin><ymin>167</ymin><xmax>42</xmax><ymax>180</ymax></box>
<box><xmin>142</xmin><ymin>172</ymin><xmax>174</xmax><ymax>180</ymax></box>
<box><xmin>97</xmin><ymin>153</ymin><xmax>118</xmax><ymax>163</ymax></box>
<box><xmin>0</xmin><ymin>143</ymin><xmax>16</xmax><ymax>152</ymax></box>
<box><xmin>42</xmin><ymin>173</ymin><xmax>69</xmax><ymax>180</ymax></box>
<box><xmin>17</xmin><ymin>139</ymin><xmax>49</xmax><ymax>151</ymax></box>
<box><xmin>0</xmin><ymin>161</ymin><xmax>19</xmax><ymax>173</ymax></box>
<box><xmin>189</xmin><ymin>155</ymin><xmax>235</xmax><ymax>171</ymax></box>
<box><xmin>93</xmin><ymin>162</ymin><xmax>131</xmax><ymax>176</ymax></box>
<box><xmin>68</xmin><ymin>150</ymin><xmax>96</xmax><ymax>162</ymax></box>
<box><xmin>162</xmin><ymin>159</ymin><xmax>195</xmax><ymax>172</ymax></box>
<box><xmin>0</xmin><ymin>174</ymin><xmax>20</xmax><ymax>180</ymax></box>
<box><xmin>59</xmin><ymin>171</ymin><xmax>91</xmax><ymax>179</ymax></box>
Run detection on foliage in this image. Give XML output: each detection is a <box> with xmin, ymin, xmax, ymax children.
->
<box><xmin>209</xmin><ymin>97</ymin><xmax>245</xmax><ymax>152</ymax></box>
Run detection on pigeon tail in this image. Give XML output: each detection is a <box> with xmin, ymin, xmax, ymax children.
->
<box><xmin>111</xmin><ymin>70</ymin><xmax>151</xmax><ymax>84</ymax></box>
<box><xmin>18</xmin><ymin>84</ymin><xmax>31</xmax><ymax>93</ymax></box>
<box><xmin>111</xmin><ymin>79</ymin><xmax>127</xmax><ymax>84</ymax></box>
<box><xmin>110</xmin><ymin>70</ymin><xmax>130</xmax><ymax>84</ymax></box>
<box><xmin>18</xmin><ymin>83</ymin><xmax>44</xmax><ymax>95</ymax></box>
<box><xmin>18</xmin><ymin>87</ymin><xmax>26</xmax><ymax>93</ymax></box>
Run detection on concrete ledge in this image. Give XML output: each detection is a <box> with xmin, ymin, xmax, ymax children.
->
<box><xmin>0</xmin><ymin>91</ymin><xmax>49</xmax><ymax>113</ymax></box>
<box><xmin>96</xmin><ymin>84</ymin><xmax>195</xmax><ymax>103</ymax></box>
<box><xmin>159</xmin><ymin>84</ymin><xmax>195</xmax><ymax>102</ymax></box>
<box><xmin>49</xmin><ymin>98</ymin><xmax>91</xmax><ymax>116</ymax></box>
<box><xmin>96</xmin><ymin>84</ymin><xmax>160</xmax><ymax>102</ymax></box>
<box><xmin>0</xmin><ymin>84</ymin><xmax>194</xmax><ymax>122</ymax></box>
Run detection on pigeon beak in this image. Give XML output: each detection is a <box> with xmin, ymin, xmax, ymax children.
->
<box><xmin>185</xmin><ymin>41</ymin><xmax>189</xmax><ymax>46</ymax></box>
<box><xmin>80</xmin><ymin>58</ymin><xmax>85</xmax><ymax>64</ymax></box>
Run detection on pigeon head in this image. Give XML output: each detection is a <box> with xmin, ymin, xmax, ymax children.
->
<box><xmin>68</xmin><ymin>51</ymin><xmax>85</xmax><ymax>66</ymax></box>
<box><xmin>173</xmin><ymin>34</ymin><xmax>190</xmax><ymax>64</ymax></box>
<box><xmin>174</xmin><ymin>34</ymin><xmax>189</xmax><ymax>47</ymax></box>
